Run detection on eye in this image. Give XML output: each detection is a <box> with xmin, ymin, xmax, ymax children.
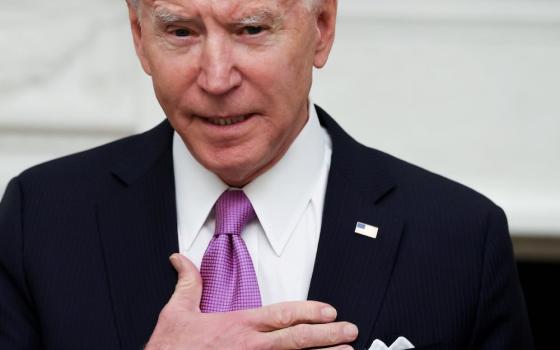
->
<box><xmin>242</xmin><ymin>26</ymin><xmax>264</xmax><ymax>35</ymax></box>
<box><xmin>172</xmin><ymin>28</ymin><xmax>192</xmax><ymax>37</ymax></box>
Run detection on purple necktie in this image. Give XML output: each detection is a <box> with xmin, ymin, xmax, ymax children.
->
<box><xmin>200</xmin><ymin>190</ymin><xmax>262</xmax><ymax>312</ymax></box>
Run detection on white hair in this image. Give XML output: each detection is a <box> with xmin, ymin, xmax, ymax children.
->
<box><xmin>127</xmin><ymin>0</ymin><xmax>320</xmax><ymax>11</ymax></box>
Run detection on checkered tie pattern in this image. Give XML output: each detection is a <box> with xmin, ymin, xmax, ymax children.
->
<box><xmin>200</xmin><ymin>190</ymin><xmax>262</xmax><ymax>312</ymax></box>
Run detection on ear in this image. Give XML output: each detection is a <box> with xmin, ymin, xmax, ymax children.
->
<box><xmin>127</xmin><ymin>1</ymin><xmax>152</xmax><ymax>76</ymax></box>
<box><xmin>313</xmin><ymin>0</ymin><xmax>337</xmax><ymax>69</ymax></box>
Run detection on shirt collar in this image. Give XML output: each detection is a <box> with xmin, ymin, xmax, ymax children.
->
<box><xmin>174</xmin><ymin>102</ymin><xmax>326</xmax><ymax>256</ymax></box>
<box><xmin>173</xmin><ymin>134</ymin><xmax>228</xmax><ymax>252</ymax></box>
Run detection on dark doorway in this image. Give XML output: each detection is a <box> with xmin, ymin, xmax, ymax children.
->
<box><xmin>517</xmin><ymin>260</ymin><xmax>560</xmax><ymax>349</ymax></box>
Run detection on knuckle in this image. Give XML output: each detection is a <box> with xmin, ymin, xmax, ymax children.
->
<box><xmin>327</xmin><ymin>324</ymin><xmax>340</xmax><ymax>343</ymax></box>
<box><xmin>241</xmin><ymin>335</ymin><xmax>270</xmax><ymax>350</ymax></box>
<box><xmin>310</xmin><ymin>302</ymin><xmax>324</xmax><ymax>319</ymax></box>
<box><xmin>291</xmin><ymin>324</ymin><xmax>312</xmax><ymax>349</ymax></box>
<box><xmin>222</xmin><ymin>314</ymin><xmax>265</xmax><ymax>350</ymax></box>
<box><xmin>309</xmin><ymin>301</ymin><xmax>330</xmax><ymax>321</ymax></box>
<box><xmin>275</xmin><ymin>307</ymin><xmax>294</xmax><ymax>327</ymax></box>
<box><xmin>175</xmin><ymin>277</ymin><xmax>196</xmax><ymax>291</ymax></box>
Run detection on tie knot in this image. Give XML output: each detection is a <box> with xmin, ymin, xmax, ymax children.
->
<box><xmin>214</xmin><ymin>190</ymin><xmax>256</xmax><ymax>236</ymax></box>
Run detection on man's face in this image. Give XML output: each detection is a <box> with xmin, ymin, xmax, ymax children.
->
<box><xmin>129</xmin><ymin>0</ymin><xmax>336</xmax><ymax>186</ymax></box>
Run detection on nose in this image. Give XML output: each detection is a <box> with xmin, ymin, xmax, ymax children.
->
<box><xmin>197</xmin><ymin>35</ymin><xmax>242</xmax><ymax>95</ymax></box>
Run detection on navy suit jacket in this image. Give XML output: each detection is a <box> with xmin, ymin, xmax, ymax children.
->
<box><xmin>0</xmin><ymin>107</ymin><xmax>533</xmax><ymax>349</ymax></box>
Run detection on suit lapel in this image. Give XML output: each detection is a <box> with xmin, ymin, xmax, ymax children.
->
<box><xmin>97</xmin><ymin>121</ymin><xmax>179</xmax><ymax>350</ymax></box>
<box><xmin>308</xmin><ymin>108</ymin><xmax>405</xmax><ymax>349</ymax></box>
<box><xmin>95</xmin><ymin>113</ymin><xmax>402</xmax><ymax>349</ymax></box>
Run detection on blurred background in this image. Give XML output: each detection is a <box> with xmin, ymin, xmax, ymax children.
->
<box><xmin>1</xmin><ymin>0</ymin><xmax>559</xmax><ymax>347</ymax></box>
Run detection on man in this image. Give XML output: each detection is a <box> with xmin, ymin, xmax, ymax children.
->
<box><xmin>0</xmin><ymin>0</ymin><xmax>533</xmax><ymax>349</ymax></box>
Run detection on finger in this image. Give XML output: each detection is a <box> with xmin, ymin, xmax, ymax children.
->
<box><xmin>264</xmin><ymin>321</ymin><xmax>358</xmax><ymax>350</ymax></box>
<box><xmin>168</xmin><ymin>253</ymin><xmax>202</xmax><ymax>311</ymax></box>
<box><xmin>245</xmin><ymin>300</ymin><xmax>338</xmax><ymax>331</ymax></box>
<box><xmin>316</xmin><ymin>346</ymin><xmax>354</xmax><ymax>350</ymax></box>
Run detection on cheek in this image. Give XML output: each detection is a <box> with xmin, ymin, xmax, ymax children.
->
<box><xmin>241</xmin><ymin>55</ymin><xmax>309</xmax><ymax>114</ymax></box>
<box><xmin>249</xmin><ymin>43</ymin><xmax>313</xmax><ymax>95</ymax></box>
<box><xmin>145</xmin><ymin>43</ymin><xmax>198</xmax><ymax>101</ymax></box>
<box><xmin>151</xmin><ymin>63</ymin><xmax>197</xmax><ymax>117</ymax></box>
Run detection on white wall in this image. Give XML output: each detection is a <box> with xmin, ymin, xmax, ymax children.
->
<box><xmin>1</xmin><ymin>0</ymin><xmax>559</xmax><ymax>235</ymax></box>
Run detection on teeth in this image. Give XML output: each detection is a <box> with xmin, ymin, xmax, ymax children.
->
<box><xmin>206</xmin><ymin>115</ymin><xmax>247</xmax><ymax>126</ymax></box>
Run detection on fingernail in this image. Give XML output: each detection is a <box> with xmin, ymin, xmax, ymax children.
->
<box><xmin>344</xmin><ymin>324</ymin><xmax>359</xmax><ymax>337</ymax></box>
<box><xmin>169</xmin><ymin>254</ymin><xmax>180</xmax><ymax>269</ymax></box>
<box><xmin>321</xmin><ymin>307</ymin><xmax>337</xmax><ymax>319</ymax></box>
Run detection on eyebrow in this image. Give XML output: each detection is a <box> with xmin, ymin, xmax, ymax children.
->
<box><xmin>237</xmin><ymin>10</ymin><xmax>278</xmax><ymax>26</ymax></box>
<box><xmin>152</xmin><ymin>7</ymin><xmax>193</xmax><ymax>25</ymax></box>
<box><xmin>152</xmin><ymin>7</ymin><xmax>280</xmax><ymax>28</ymax></box>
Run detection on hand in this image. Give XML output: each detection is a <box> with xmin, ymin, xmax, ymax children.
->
<box><xmin>145</xmin><ymin>253</ymin><xmax>359</xmax><ymax>350</ymax></box>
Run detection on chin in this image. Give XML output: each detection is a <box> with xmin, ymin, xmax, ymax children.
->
<box><xmin>201</xmin><ymin>157</ymin><xmax>248</xmax><ymax>182</ymax></box>
<box><xmin>215</xmin><ymin>169</ymin><xmax>253</xmax><ymax>187</ymax></box>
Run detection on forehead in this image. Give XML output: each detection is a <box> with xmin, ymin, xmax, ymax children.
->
<box><xmin>145</xmin><ymin>0</ymin><xmax>304</xmax><ymax>18</ymax></box>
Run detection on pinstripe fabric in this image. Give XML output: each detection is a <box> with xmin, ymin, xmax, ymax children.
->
<box><xmin>0</xmin><ymin>109</ymin><xmax>534</xmax><ymax>349</ymax></box>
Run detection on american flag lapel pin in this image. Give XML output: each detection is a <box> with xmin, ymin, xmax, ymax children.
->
<box><xmin>355</xmin><ymin>222</ymin><xmax>378</xmax><ymax>239</ymax></box>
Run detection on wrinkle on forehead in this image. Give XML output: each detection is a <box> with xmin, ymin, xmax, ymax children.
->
<box><xmin>144</xmin><ymin>0</ymin><xmax>311</xmax><ymax>16</ymax></box>
<box><xmin>151</xmin><ymin>6</ymin><xmax>282</xmax><ymax>32</ymax></box>
<box><xmin>142</xmin><ymin>0</ymin><xmax>314</xmax><ymax>32</ymax></box>
<box><xmin>148</xmin><ymin>0</ymin><xmax>310</xmax><ymax>27</ymax></box>
<box><xmin>209</xmin><ymin>0</ymin><xmax>288</xmax><ymax>22</ymax></box>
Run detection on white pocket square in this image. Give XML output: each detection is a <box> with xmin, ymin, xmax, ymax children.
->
<box><xmin>368</xmin><ymin>336</ymin><xmax>414</xmax><ymax>350</ymax></box>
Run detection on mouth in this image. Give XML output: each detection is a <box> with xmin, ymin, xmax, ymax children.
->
<box><xmin>198</xmin><ymin>114</ymin><xmax>253</xmax><ymax>126</ymax></box>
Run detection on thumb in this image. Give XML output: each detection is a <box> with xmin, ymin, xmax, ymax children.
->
<box><xmin>168</xmin><ymin>253</ymin><xmax>202</xmax><ymax>312</ymax></box>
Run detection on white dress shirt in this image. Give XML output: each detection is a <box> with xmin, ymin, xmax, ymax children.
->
<box><xmin>173</xmin><ymin>103</ymin><xmax>332</xmax><ymax>305</ymax></box>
